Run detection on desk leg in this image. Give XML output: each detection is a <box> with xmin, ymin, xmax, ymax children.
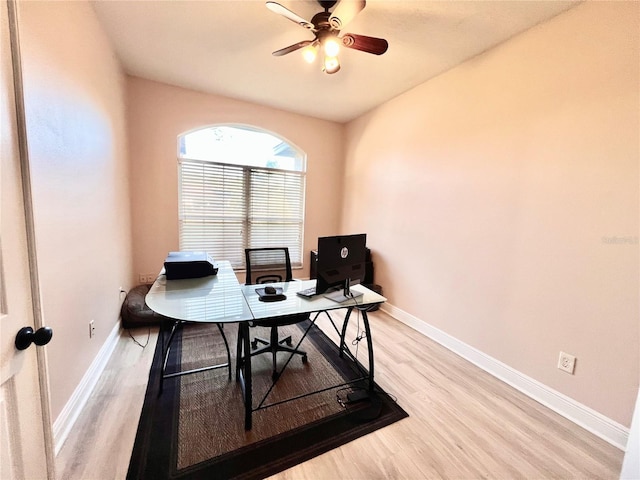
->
<box><xmin>216</xmin><ymin>323</ymin><xmax>232</xmax><ymax>380</ymax></box>
<box><xmin>339</xmin><ymin>307</ymin><xmax>354</xmax><ymax>358</ymax></box>
<box><xmin>361</xmin><ymin>310</ymin><xmax>375</xmax><ymax>391</ymax></box>
<box><xmin>240</xmin><ymin>322</ymin><xmax>252</xmax><ymax>430</ymax></box>
<box><xmin>339</xmin><ymin>307</ymin><xmax>374</xmax><ymax>390</ymax></box>
<box><xmin>159</xmin><ymin>321</ymin><xmax>180</xmax><ymax>396</ymax></box>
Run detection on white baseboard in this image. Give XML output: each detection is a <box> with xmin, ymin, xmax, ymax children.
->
<box><xmin>380</xmin><ymin>303</ymin><xmax>630</xmax><ymax>451</ymax></box>
<box><xmin>50</xmin><ymin>301</ymin><xmax>629</xmax><ymax>452</ymax></box>
<box><xmin>52</xmin><ymin>321</ymin><xmax>121</xmax><ymax>455</ymax></box>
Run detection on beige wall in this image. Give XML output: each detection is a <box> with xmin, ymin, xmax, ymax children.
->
<box><xmin>18</xmin><ymin>1</ymin><xmax>132</xmax><ymax>419</ymax></box>
<box><xmin>13</xmin><ymin>0</ymin><xmax>637</xmax><ymax>437</ymax></box>
<box><xmin>342</xmin><ymin>1</ymin><xmax>639</xmax><ymax>426</ymax></box>
<box><xmin>126</xmin><ymin>76</ymin><xmax>344</xmax><ymax>280</ymax></box>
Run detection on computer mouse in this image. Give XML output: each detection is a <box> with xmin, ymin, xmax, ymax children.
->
<box><xmin>264</xmin><ymin>285</ymin><xmax>277</xmax><ymax>295</ymax></box>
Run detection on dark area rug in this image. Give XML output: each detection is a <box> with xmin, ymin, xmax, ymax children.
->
<box><xmin>127</xmin><ymin>319</ymin><xmax>408</xmax><ymax>480</ymax></box>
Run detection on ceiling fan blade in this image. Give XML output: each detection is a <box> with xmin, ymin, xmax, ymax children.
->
<box><xmin>272</xmin><ymin>40</ymin><xmax>312</xmax><ymax>57</ymax></box>
<box><xmin>266</xmin><ymin>2</ymin><xmax>314</xmax><ymax>29</ymax></box>
<box><xmin>341</xmin><ymin>33</ymin><xmax>388</xmax><ymax>55</ymax></box>
<box><xmin>329</xmin><ymin>0</ymin><xmax>366</xmax><ymax>29</ymax></box>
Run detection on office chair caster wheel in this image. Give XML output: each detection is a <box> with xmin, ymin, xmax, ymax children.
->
<box><xmin>285</xmin><ymin>338</ymin><xmax>293</xmax><ymax>347</ymax></box>
<box><xmin>302</xmin><ymin>354</ymin><xmax>308</xmax><ymax>364</ymax></box>
<box><xmin>251</xmin><ymin>339</ymin><xmax>258</xmax><ymax>349</ymax></box>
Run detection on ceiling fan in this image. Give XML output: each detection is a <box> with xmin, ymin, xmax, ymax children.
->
<box><xmin>266</xmin><ymin>0</ymin><xmax>388</xmax><ymax>74</ymax></box>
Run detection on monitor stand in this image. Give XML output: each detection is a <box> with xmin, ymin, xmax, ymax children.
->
<box><xmin>323</xmin><ymin>279</ymin><xmax>364</xmax><ymax>303</ymax></box>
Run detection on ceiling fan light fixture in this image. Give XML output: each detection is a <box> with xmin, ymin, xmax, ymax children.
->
<box><xmin>323</xmin><ymin>37</ymin><xmax>340</xmax><ymax>57</ymax></box>
<box><xmin>323</xmin><ymin>55</ymin><xmax>340</xmax><ymax>74</ymax></box>
<box><xmin>302</xmin><ymin>43</ymin><xmax>318</xmax><ymax>63</ymax></box>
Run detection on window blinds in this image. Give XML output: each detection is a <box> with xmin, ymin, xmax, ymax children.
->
<box><xmin>179</xmin><ymin>159</ymin><xmax>305</xmax><ymax>268</ymax></box>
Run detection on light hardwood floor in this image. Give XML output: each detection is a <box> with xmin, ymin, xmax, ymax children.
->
<box><xmin>56</xmin><ymin>310</ymin><xmax>624</xmax><ymax>479</ymax></box>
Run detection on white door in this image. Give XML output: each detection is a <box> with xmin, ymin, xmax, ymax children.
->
<box><xmin>0</xmin><ymin>1</ymin><xmax>54</xmax><ymax>478</ymax></box>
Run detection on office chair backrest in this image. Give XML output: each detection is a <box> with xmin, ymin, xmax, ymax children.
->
<box><xmin>245</xmin><ymin>247</ymin><xmax>293</xmax><ymax>285</ymax></box>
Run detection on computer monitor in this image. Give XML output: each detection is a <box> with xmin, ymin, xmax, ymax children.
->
<box><xmin>315</xmin><ymin>233</ymin><xmax>367</xmax><ymax>297</ymax></box>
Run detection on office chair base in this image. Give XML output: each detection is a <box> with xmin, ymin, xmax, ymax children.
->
<box><xmin>251</xmin><ymin>335</ymin><xmax>293</xmax><ymax>349</ymax></box>
<box><xmin>250</xmin><ymin>330</ymin><xmax>308</xmax><ymax>380</ymax></box>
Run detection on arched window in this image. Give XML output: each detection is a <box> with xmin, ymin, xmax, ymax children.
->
<box><xmin>178</xmin><ymin>125</ymin><xmax>306</xmax><ymax>269</ymax></box>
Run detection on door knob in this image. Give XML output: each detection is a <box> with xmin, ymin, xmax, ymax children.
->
<box><xmin>15</xmin><ymin>326</ymin><xmax>53</xmax><ymax>351</ymax></box>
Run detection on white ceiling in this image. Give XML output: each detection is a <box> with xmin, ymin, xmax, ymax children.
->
<box><xmin>91</xmin><ymin>0</ymin><xmax>577</xmax><ymax>123</ymax></box>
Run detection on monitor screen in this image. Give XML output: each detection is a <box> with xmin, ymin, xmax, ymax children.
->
<box><xmin>315</xmin><ymin>233</ymin><xmax>367</xmax><ymax>295</ymax></box>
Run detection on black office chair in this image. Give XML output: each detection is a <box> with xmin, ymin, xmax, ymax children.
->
<box><xmin>239</xmin><ymin>247</ymin><xmax>308</xmax><ymax>380</ymax></box>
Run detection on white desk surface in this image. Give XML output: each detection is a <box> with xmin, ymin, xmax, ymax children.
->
<box><xmin>242</xmin><ymin>280</ymin><xmax>386</xmax><ymax>320</ymax></box>
<box><xmin>145</xmin><ymin>261</ymin><xmax>253</xmax><ymax>323</ymax></box>
<box><xmin>145</xmin><ymin>260</ymin><xmax>387</xmax><ymax>324</ymax></box>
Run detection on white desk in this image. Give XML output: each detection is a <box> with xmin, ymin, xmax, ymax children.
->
<box><xmin>241</xmin><ymin>280</ymin><xmax>384</xmax><ymax>320</ymax></box>
<box><xmin>146</xmin><ymin>261</ymin><xmax>251</xmax><ymax>393</ymax></box>
<box><xmin>146</xmin><ymin>260</ymin><xmax>386</xmax><ymax>429</ymax></box>
<box><xmin>146</xmin><ymin>261</ymin><xmax>253</xmax><ymax>323</ymax></box>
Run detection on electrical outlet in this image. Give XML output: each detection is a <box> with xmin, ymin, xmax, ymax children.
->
<box><xmin>558</xmin><ymin>351</ymin><xmax>576</xmax><ymax>374</ymax></box>
<box><xmin>145</xmin><ymin>274</ymin><xmax>155</xmax><ymax>284</ymax></box>
<box><xmin>138</xmin><ymin>273</ymin><xmax>146</xmax><ymax>284</ymax></box>
<box><xmin>89</xmin><ymin>320</ymin><xmax>95</xmax><ymax>339</ymax></box>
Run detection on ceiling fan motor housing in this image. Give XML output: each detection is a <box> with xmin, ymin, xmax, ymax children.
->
<box><xmin>311</xmin><ymin>11</ymin><xmax>332</xmax><ymax>30</ymax></box>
